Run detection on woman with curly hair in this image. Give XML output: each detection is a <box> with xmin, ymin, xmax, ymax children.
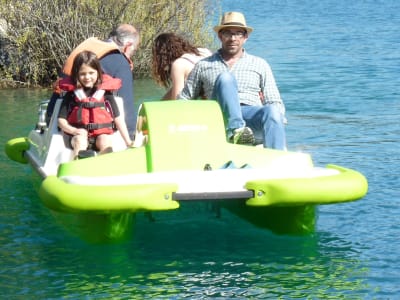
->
<box><xmin>152</xmin><ymin>33</ymin><xmax>211</xmax><ymax>100</ymax></box>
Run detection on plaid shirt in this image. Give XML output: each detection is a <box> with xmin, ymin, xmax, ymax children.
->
<box><xmin>179</xmin><ymin>49</ymin><xmax>284</xmax><ymax>108</ymax></box>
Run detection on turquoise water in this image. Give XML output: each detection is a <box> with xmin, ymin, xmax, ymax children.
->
<box><xmin>1</xmin><ymin>0</ymin><xmax>399</xmax><ymax>298</ymax></box>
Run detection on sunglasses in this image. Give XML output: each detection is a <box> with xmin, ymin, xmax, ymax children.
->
<box><xmin>221</xmin><ymin>31</ymin><xmax>246</xmax><ymax>38</ymax></box>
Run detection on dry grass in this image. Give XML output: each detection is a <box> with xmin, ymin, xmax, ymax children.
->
<box><xmin>0</xmin><ymin>0</ymin><xmax>219</xmax><ymax>87</ymax></box>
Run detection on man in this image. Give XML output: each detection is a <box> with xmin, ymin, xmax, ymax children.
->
<box><xmin>179</xmin><ymin>12</ymin><xmax>286</xmax><ymax>150</ymax></box>
<box><xmin>47</xmin><ymin>24</ymin><xmax>140</xmax><ymax>138</ymax></box>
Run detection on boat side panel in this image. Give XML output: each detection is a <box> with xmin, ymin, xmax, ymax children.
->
<box><xmin>26</xmin><ymin>99</ymin><xmax>73</xmax><ymax>176</ymax></box>
<box><xmin>39</xmin><ymin>175</ymin><xmax>180</xmax><ymax>213</ymax></box>
<box><xmin>245</xmin><ymin>165</ymin><xmax>368</xmax><ymax>206</ymax></box>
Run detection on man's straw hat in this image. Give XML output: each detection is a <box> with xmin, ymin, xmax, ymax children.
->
<box><xmin>213</xmin><ymin>12</ymin><xmax>253</xmax><ymax>33</ymax></box>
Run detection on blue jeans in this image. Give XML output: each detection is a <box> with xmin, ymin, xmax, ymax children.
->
<box><xmin>212</xmin><ymin>72</ymin><xmax>286</xmax><ymax>150</ymax></box>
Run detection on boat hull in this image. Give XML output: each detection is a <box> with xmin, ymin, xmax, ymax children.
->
<box><xmin>50</xmin><ymin>210</ymin><xmax>135</xmax><ymax>243</ymax></box>
<box><xmin>5</xmin><ymin>100</ymin><xmax>368</xmax><ymax>242</ymax></box>
<box><xmin>223</xmin><ymin>202</ymin><xmax>316</xmax><ymax>235</ymax></box>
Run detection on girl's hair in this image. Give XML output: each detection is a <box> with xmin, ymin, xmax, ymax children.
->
<box><xmin>152</xmin><ymin>33</ymin><xmax>200</xmax><ymax>88</ymax></box>
<box><xmin>70</xmin><ymin>50</ymin><xmax>103</xmax><ymax>88</ymax></box>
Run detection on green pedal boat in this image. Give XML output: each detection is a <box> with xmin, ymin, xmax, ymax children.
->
<box><xmin>5</xmin><ymin>99</ymin><xmax>368</xmax><ymax>243</ymax></box>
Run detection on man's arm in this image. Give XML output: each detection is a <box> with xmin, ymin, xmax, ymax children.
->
<box><xmin>260</xmin><ymin>60</ymin><xmax>286</xmax><ymax>119</ymax></box>
<box><xmin>260</xmin><ymin>61</ymin><xmax>282</xmax><ymax>103</ymax></box>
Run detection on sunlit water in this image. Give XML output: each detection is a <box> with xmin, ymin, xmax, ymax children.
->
<box><xmin>1</xmin><ymin>0</ymin><xmax>399</xmax><ymax>298</ymax></box>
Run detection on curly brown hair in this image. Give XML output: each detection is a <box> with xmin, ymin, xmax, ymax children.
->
<box><xmin>152</xmin><ymin>33</ymin><xmax>200</xmax><ymax>88</ymax></box>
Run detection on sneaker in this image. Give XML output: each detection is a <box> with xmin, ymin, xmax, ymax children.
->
<box><xmin>229</xmin><ymin>127</ymin><xmax>255</xmax><ymax>145</ymax></box>
<box><xmin>77</xmin><ymin>150</ymin><xmax>97</xmax><ymax>159</ymax></box>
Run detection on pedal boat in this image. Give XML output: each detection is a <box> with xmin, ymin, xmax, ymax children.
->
<box><xmin>5</xmin><ymin>99</ymin><xmax>368</xmax><ymax>243</ymax></box>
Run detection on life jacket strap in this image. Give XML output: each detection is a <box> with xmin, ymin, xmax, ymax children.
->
<box><xmin>77</xmin><ymin>102</ymin><xmax>106</xmax><ymax>109</ymax></box>
<box><xmin>74</xmin><ymin>89</ymin><xmax>105</xmax><ymax>102</ymax></box>
<box><xmin>86</xmin><ymin>122</ymin><xmax>115</xmax><ymax>131</ymax></box>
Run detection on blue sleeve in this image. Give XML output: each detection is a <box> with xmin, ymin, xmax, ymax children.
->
<box><xmin>100</xmin><ymin>52</ymin><xmax>136</xmax><ymax>134</ymax></box>
<box><xmin>104</xmin><ymin>93</ymin><xmax>120</xmax><ymax>118</ymax></box>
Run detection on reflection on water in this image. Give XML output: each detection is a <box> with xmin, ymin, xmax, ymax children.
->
<box><xmin>123</xmin><ymin>214</ymin><xmax>369</xmax><ymax>299</ymax></box>
<box><xmin>0</xmin><ymin>202</ymin><xmax>370</xmax><ymax>298</ymax></box>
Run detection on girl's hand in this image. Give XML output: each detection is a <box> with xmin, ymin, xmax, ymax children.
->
<box><xmin>126</xmin><ymin>140</ymin><xmax>134</xmax><ymax>148</ymax></box>
<box><xmin>74</xmin><ymin>128</ymin><xmax>88</xmax><ymax>137</ymax></box>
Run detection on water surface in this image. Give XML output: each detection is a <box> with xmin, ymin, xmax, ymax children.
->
<box><xmin>1</xmin><ymin>0</ymin><xmax>399</xmax><ymax>298</ymax></box>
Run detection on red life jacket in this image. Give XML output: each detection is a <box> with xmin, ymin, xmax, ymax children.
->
<box><xmin>59</xmin><ymin>75</ymin><xmax>122</xmax><ymax>137</ymax></box>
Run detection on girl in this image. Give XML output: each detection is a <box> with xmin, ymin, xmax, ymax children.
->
<box><xmin>151</xmin><ymin>33</ymin><xmax>212</xmax><ymax>100</ymax></box>
<box><xmin>58</xmin><ymin>50</ymin><xmax>133</xmax><ymax>159</ymax></box>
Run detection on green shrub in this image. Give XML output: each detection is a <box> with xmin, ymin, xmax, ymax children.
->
<box><xmin>0</xmin><ymin>0</ymin><xmax>219</xmax><ymax>88</ymax></box>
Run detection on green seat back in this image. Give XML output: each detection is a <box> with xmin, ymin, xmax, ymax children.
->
<box><xmin>141</xmin><ymin>100</ymin><xmax>227</xmax><ymax>172</ymax></box>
